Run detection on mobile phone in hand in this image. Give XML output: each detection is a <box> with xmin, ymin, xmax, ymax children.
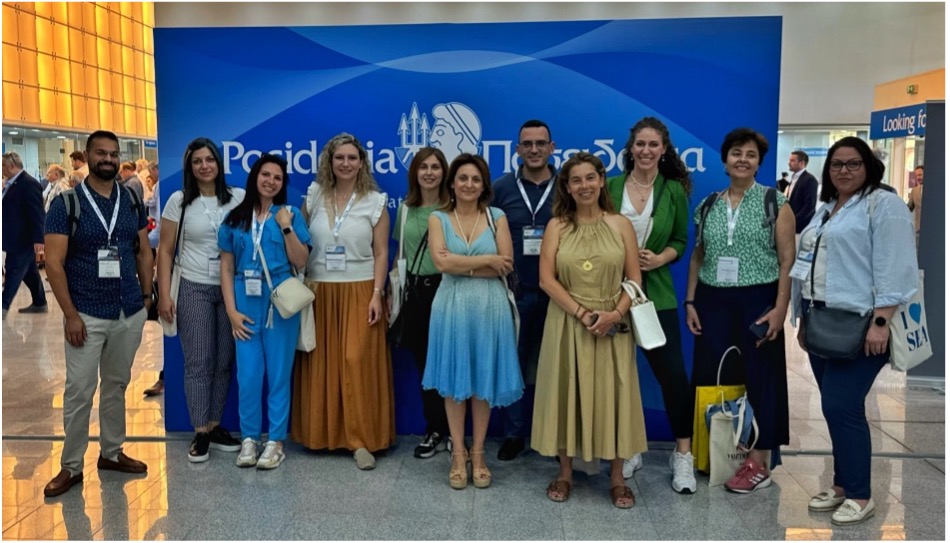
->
<box><xmin>749</xmin><ymin>305</ymin><xmax>774</xmax><ymax>339</ymax></box>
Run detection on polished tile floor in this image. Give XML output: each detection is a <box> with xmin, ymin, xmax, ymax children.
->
<box><xmin>2</xmin><ymin>279</ymin><xmax>945</xmax><ymax>540</ymax></box>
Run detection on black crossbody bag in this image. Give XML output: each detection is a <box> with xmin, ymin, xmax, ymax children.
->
<box><xmin>387</xmin><ymin>231</ymin><xmax>429</xmax><ymax>347</ymax></box>
<box><xmin>802</xmin><ymin>214</ymin><xmax>871</xmax><ymax>359</ymax></box>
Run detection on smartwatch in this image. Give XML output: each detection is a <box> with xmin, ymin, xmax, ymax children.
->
<box><xmin>873</xmin><ymin>316</ymin><xmax>888</xmax><ymax>327</ymax></box>
<box><xmin>282</xmin><ymin>226</ymin><xmax>293</xmax><ymax>235</ymax></box>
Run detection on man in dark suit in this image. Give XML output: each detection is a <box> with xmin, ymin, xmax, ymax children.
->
<box><xmin>2</xmin><ymin>152</ymin><xmax>48</xmax><ymax>319</ymax></box>
<box><xmin>786</xmin><ymin>150</ymin><xmax>818</xmax><ymax>234</ymax></box>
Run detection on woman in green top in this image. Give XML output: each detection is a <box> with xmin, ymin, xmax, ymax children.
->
<box><xmin>389</xmin><ymin>147</ymin><xmax>451</xmax><ymax>459</ymax></box>
<box><xmin>685</xmin><ymin>128</ymin><xmax>795</xmax><ymax>494</ymax></box>
<box><xmin>606</xmin><ymin>117</ymin><xmax>695</xmax><ymax>494</ymax></box>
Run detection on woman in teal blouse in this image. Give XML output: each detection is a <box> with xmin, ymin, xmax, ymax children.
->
<box><xmin>606</xmin><ymin>117</ymin><xmax>695</xmax><ymax>494</ymax></box>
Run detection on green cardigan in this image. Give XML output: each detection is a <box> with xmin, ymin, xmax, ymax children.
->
<box><xmin>606</xmin><ymin>173</ymin><xmax>688</xmax><ymax>311</ymax></box>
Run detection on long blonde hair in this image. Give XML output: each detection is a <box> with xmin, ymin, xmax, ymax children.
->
<box><xmin>316</xmin><ymin>133</ymin><xmax>379</xmax><ymax>200</ymax></box>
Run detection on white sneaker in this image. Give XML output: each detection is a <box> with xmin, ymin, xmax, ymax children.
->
<box><xmin>236</xmin><ymin>438</ymin><xmax>260</xmax><ymax>468</ymax></box>
<box><xmin>622</xmin><ymin>453</ymin><xmax>643</xmax><ymax>479</ymax></box>
<box><xmin>669</xmin><ymin>451</ymin><xmax>697</xmax><ymax>494</ymax></box>
<box><xmin>256</xmin><ymin>441</ymin><xmax>285</xmax><ymax>470</ymax></box>
<box><xmin>831</xmin><ymin>499</ymin><xmax>876</xmax><ymax>526</ymax></box>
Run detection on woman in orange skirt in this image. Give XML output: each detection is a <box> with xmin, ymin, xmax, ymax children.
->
<box><xmin>291</xmin><ymin>133</ymin><xmax>395</xmax><ymax>469</ymax></box>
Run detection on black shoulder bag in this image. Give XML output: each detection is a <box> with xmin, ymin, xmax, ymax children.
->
<box><xmin>387</xmin><ymin>231</ymin><xmax>429</xmax><ymax>348</ymax></box>
<box><xmin>802</xmin><ymin>213</ymin><xmax>871</xmax><ymax>359</ymax></box>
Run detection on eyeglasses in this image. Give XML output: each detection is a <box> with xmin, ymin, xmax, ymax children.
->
<box><xmin>829</xmin><ymin>159</ymin><xmax>863</xmax><ymax>172</ymax></box>
<box><xmin>518</xmin><ymin>140</ymin><xmax>550</xmax><ymax>149</ymax></box>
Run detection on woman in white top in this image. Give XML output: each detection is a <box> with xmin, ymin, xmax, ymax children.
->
<box><xmin>156</xmin><ymin>137</ymin><xmax>245</xmax><ymax>463</ymax></box>
<box><xmin>291</xmin><ymin>133</ymin><xmax>395</xmax><ymax>470</ymax></box>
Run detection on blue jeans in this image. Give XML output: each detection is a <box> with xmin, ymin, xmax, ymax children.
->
<box><xmin>803</xmin><ymin>300</ymin><xmax>888</xmax><ymax>500</ymax></box>
<box><xmin>2</xmin><ymin>249</ymin><xmax>46</xmax><ymax>310</ymax></box>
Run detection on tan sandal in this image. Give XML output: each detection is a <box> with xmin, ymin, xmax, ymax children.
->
<box><xmin>470</xmin><ymin>450</ymin><xmax>492</xmax><ymax>489</ymax></box>
<box><xmin>546</xmin><ymin>480</ymin><xmax>572</xmax><ymax>503</ymax></box>
<box><xmin>449</xmin><ymin>450</ymin><xmax>469</xmax><ymax>490</ymax></box>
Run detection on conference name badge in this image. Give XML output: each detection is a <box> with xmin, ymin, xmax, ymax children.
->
<box><xmin>97</xmin><ymin>246</ymin><xmax>121</xmax><ymax>279</ymax></box>
<box><xmin>244</xmin><ymin>270</ymin><xmax>263</xmax><ymax>296</ymax></box>
<box><xmin>789</xmin><ymin>250</ymin><xmax>813</xmax><ymax>281</ymax></box>
<box><xmin>522</xmin><ymin>227</ymin><xmax>544</xmax><ymax>256</ymax></box>
<box><xmin>326</xmin><ymin>245</ymin><xmax>347</xmax><ymax>272</ymax></box>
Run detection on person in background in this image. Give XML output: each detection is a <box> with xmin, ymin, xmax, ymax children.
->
<box><xmin>791</xmin><ymin>137</ymin><xmax>917</xmax><ymax>526</ymax></box>
<box><xmin>42</xmin><ymin>130</ymin><xmax>153</xmax><ymax>497</ymax></box>
<box><xmin>390</xmin><ymin>147</ymin><xmax>452</xmax><ymax>459</ymax></box>
<box><xmin>119</xmin><ymin>161</ymin><xmax>145</xmax><ymax>201</ymax></box>
<box><xmin>685</xmin><ymin>128</ymin><xmax>794</xmax><ymax>494</ymax></box>
<box><xmin>786</xmin><ymin>150</ymin><xmax>818</xmax><ymax>234</ymax></box>
<box><xmin>491</xmin><ymin>119</ymin><xmax>558</xmax><ymax>462</ymax></box>
<box><xmin>907</xmin><ymin>165</ymin><xmax>923</xmax><ymax>240</ymax></box>
<box><xmin>136</xmin><ymin>158</ymin><xmax>151</xmax><ymax>186</ymax></box>
<box><xmin>532</xmin><ymin>152</ymin><xmax>646</xmax><ymax>509</ymax></box>
<box><xmin>2</xmin><ymin>152</ymin><xmax>48</xmax><ymax>319</ymax></box>
<box><xmin>776</xmin><ymin>172</ymin><xmax>789</xmax><ymax>193</ymax></box>
<box><xmin>44</xmin><ymin>164</ymin><xmax>70</xmax><ymax>212</ymax></box>
<box><xmin>423</xmin><ymin>153</ymin><xmax>523</xmax><ymax>490</ymax></box>
<box><xmin>219</xmin><ymin>154</ymin><xmax>311</xmax><ymax>470</ymax></box>
<box><xmin>70</xmin><ymin>151</ymin><xmax>89</xmax><ymax>177</ymax></box>
<box><xmin>157</xmin><ymin>139</ymin><xmax>245</xmax><ymax>462</ymax></box>
<box><xmin>292</xmin><ymin>133</ymin><xmax>395</xmax><ymax>471</ymax></box>
<box><xmin>606</xmin><ymin>117</ymin><xmax>695</xmax><ymax>493</ymax></box>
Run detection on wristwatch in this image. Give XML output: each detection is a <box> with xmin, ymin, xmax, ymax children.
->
<box><xmin>874</xmin><ymin>316</ymin><xmax>888</xmax><ymax>327</ymax></box>
<box><xmin>282</xmin><ymin>226</ymin><xmax>292</xmax><ymax>235</ymax></box>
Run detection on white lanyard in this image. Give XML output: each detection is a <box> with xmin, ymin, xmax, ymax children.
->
<box><xmin>81</xmin><ymin>182</ymin><xmax>121</xmax><ymax>244</ymax></box>
<box><xmin>199</xmin><ymin>197</ymin><xmax>223</xmax><ymax>236</ymax></box>
<box><xmin>516</xmin><ymin>177</ymin><xmax>554</xmax><ymax>226</ymax></box>
<box><xmin>332</xmin><ymin>191</ymin><xmax>357</xmax><ymax>241</ymax></box>
<box><xmin>251</xmin><ymin>208</ymin><xmax>269</xmax><ymax>261</ymax></box>
<box><xmin>723</xmin><ymin>191</ymin><xmax>744</xmax><ymax>247</ymax></box>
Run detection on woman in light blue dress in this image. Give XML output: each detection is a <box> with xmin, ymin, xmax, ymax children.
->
<box><xmin>423</xmin><ymin>153</ymin><xmax>523</xmax><ymax>490</ymax></box>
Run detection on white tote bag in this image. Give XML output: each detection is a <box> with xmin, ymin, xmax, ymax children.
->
<box><xmin>388</xmin><ymin>203</ymin><xmax>409</xmax><ymax>326</ymax></box>
<box><xmin>889</xmin><ymin>269</ymin><xmax>932</xmax><ymax>372</ymax></box>
<box><xmin>707</xmin><ymin>395</ymin><xmax>758</xmax><ymax>487</ymax></box>
<box><xmin>620</xmin><ymin>280</ymin><xmax>666</xmax><ymax>350</ymax></box>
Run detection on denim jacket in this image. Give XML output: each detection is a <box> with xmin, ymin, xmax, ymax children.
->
<box><xmin>790</xmin><ymin>187</ymin><xmax>917</xmax><ymax>325</ymax></box>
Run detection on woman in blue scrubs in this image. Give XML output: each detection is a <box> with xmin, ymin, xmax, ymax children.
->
<box><xmin>219</xmin><ymin>154</ymin><xmax>311</xmax><ymax>470</ymax></box>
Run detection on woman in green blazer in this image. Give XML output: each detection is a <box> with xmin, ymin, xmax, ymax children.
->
<box><xmin>606</xmin><ymin>117</ymin><xmax>695</xmax><ymax>494</ymax></box>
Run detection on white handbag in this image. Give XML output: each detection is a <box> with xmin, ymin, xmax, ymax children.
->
<box><xmin>295</xmin><ymin>279</ymin><xmax>317</xmax><ymax>353</ymax></box>
<box><xmin>889</xmin><ymin>269</ymin><xmax>932</xmax><ymax>372</ymax></box>
<box><xmin>620</xmin><ymin>280</ymin><xmax>666</xmax><ymax>350</ymax></box>
<box><xmin>256</xmin><ymin>229</ymin><xmax>316</xmax><ymax>327</ymax></box>
<box><xmin>160</xmin><ymin>210</ymin><xmax>186</xmax><ymax>337</ymax></box>
<box><xmin>387</xmin><ymin>203</ymin><xmax>409</xmax><ymax>325</ymax></box>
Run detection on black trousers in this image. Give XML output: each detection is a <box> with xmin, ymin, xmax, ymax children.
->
<box><xmin>691</xmin><ymin>281</ymin><xmax>790</xmax><ymax>450</ymax></box>
<box><xmin>638</xmin><ymin>308</ymin><xmax>694</xmax><ymax>439</ymax></box>
<box><xmin>402</xmin><ymin>274</ymin><xmax>448</xmax><ymax>435</ymax></box>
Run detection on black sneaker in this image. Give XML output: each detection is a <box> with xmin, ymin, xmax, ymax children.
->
<box><xmin>414</xmin><ymin>431</ymin><xmax>448</xmax><ymax>459</ymax></box>
<box><xmin>189</xmin><ymin>433</ymin><xmax>210</xmax><ymax>463</ymax></box>
<box><xmin>208</xmin><ymin>425</ymin><xmax>242</xmax><ymax>452</ymax></box>
<box><xmin>497</xmin><ymin>437</ymin><xmax>525</xmax><ymax>461</ymax></box>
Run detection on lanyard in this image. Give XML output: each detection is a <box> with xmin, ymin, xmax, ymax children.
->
<box><xmin>251</xmin><ymin>208</ymin><xmax>269</xmax><ymax>261</ymax></box>
<box><xmin>81</xmin><ymin>182</ymin><xmax>121</xmax><ymax>244</ymax></box>
<box><xmin>516</xmin><ymin>176</ymin><xmax>553</xmax><ymax>227</ymax></box>
<box><xmin>199</xmin><ymin>197</ymin><xmax>223</xmax><ymax>236</ymax></box>
<box><xmin>332</xmin><ymin>190</ymin><xmax>357</xmax><ymax>240</ymax></box>
<box><xmin>723</xmin><ymin>190</ymin><xmax>744</xmax><ymax>247</ymax></box>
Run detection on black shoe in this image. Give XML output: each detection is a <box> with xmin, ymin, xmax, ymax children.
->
<box><xmin>18</xmin><ymin>304</ymin><xmax>48</xmax><ymax>314</ymax></box>
<box><xmin>143</xmin><ymin>379</ymin><xmax>164</xmax><ymax>397</ymax></box>
<box><xmin>497</xmin><ymin>437</ymin><xmax>525</xmax><ymax>461</ymax></box>
<box><xmin>208</xmin><ymin>425</ymin><xmax>242</xmax><ymax>452</ymax></box>
<box><xmin>414</xmin><ymin>431</ymin><xmax>448</xmax><ymax>459</ymax></box>
<box><xmin>189</xmin><ymin>433</ymin><xmax>210</xmax><ymax>463</ymax></box>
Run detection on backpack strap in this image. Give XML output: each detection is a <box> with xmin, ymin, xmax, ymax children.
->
<box><xmin>694</xmin><ymin>191</ymin><xmax>721</xmax><ymax>248</ymax></box>
<box><xmin>61</xmin><ymin>189</ymin><xmax>82</xmax><ymax>237</ymax></box>
<box><xmin>762</xmin><ymin>187</ymin><xmax>778</xmax><ymax>250</ymax></box>
<box><xmin>119</xmin><ymin>184</ymin><xmax>146</xmax><ymax>255</ymax></box>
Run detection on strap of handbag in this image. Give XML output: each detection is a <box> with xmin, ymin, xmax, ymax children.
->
<box><xmin>170</xmin><ymin>199</ymin><xmax>187</xmax><ymax>278</ymax></box>
<box><xmin>486</xmin><ymin>209</ymin><xmax>518</xmax><ymax>292</ymax></box>
<box><xmin>716</xmin><ymin>345</ymin><xmax>741</xmax><ymax>389</ymax></box>
<box><xmin>621</xmin><ymin>279</ymin><xmax>647</xmax><ymax>307</ymax></box>
<box><xmin>396</xmin><ymin>203</ymin><xmax>408</xmax><ymax>261</ymax></box>
<box><xmin>255</xmin><ymin>242</ymin><xmax>279</xmax><ymax>330</ymax></box>
<box><xmin>405</xmin><ymin>230</ymin><xmax>430</xmax><ymax>291</ymax></box>
<box><xmin>808</xmin><ymin>211</ymin><xmax>834</xmax><ymax>308</ymax></box>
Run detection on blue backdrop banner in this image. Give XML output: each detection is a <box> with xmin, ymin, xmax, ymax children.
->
<box><xmin>155</xmin><ymin>17</ymin><xmax>782</xmax><ymax>439</ymax></box>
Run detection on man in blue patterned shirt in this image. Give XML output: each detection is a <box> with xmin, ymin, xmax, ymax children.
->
<box><xmin>42</xmin><ymin>130</ymin><xmax>154</xmax><ymax>497</ymax></box>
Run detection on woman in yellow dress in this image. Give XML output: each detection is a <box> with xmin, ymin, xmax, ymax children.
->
<box><xmin>531</xmin><ymin>152</ymin><xmax>647</xmax><ymax>509</ymax></box>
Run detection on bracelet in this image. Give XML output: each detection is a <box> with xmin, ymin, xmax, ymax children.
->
<box><xmin>373</xmin><ymin>287</ymin><xmax>382</xmax><ymax>294</ymax></box>
<box><xmin>683</xmin><ymin>300</ymin><xmax>695</xmax><ymax>308</ymax></box>
<box><xmin>142</xmin><ymin>293</ymin><xmax>153</xmax><ymax>300</ymax></box>
<box><xmin>614</xmin><ymin>308</ymin><xmax>624</xmax><ymax>320</ymax></box>
<box><xmin>573</xmin><ymin>305</ymin><xmax>583</xmax><ymax>318</ymax></box>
